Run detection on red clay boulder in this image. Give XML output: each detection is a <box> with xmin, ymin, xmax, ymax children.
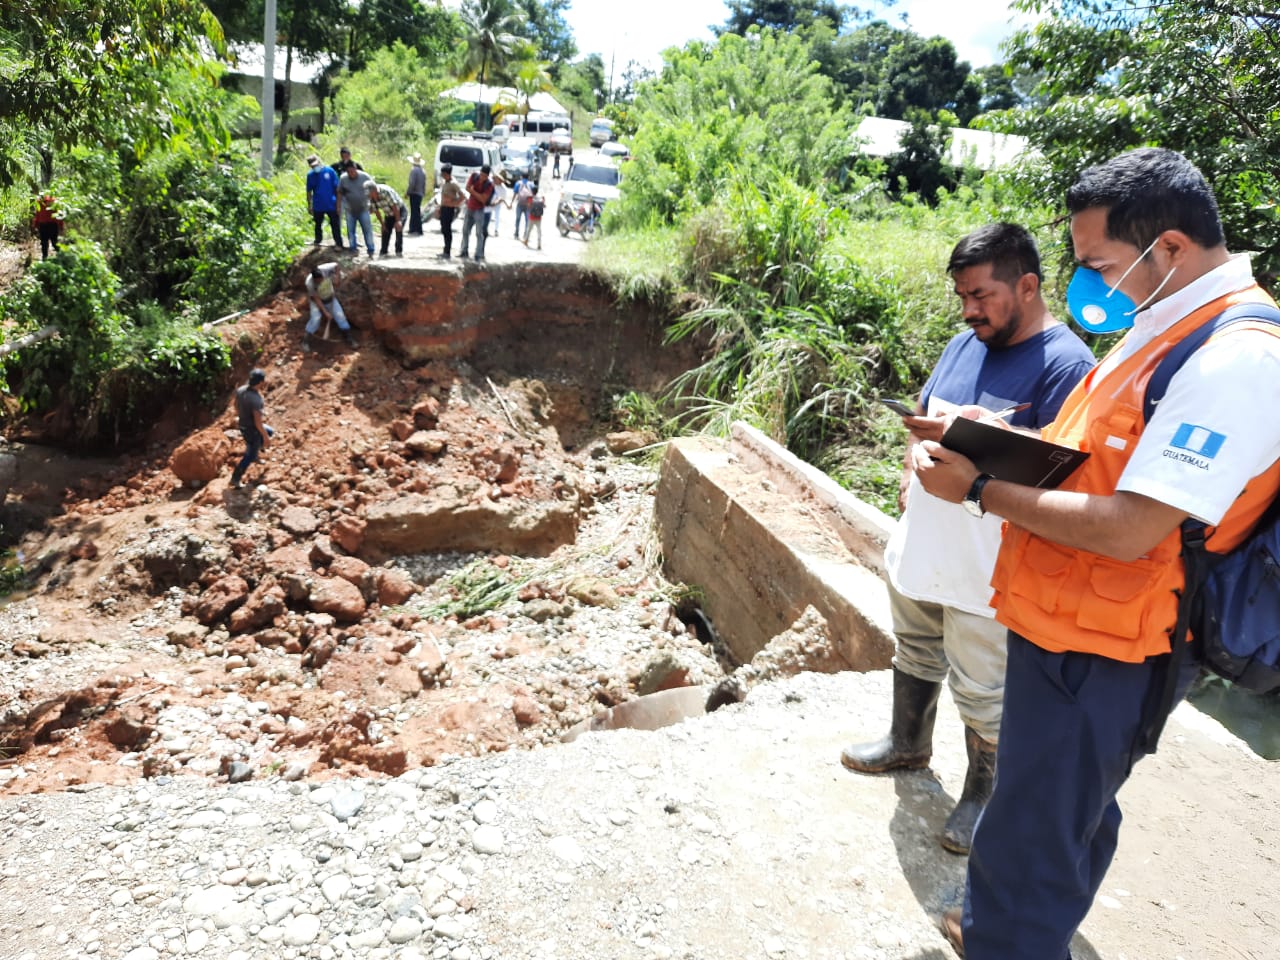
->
<box><xmin>331</xmin><ymin>515</ymin><xmax>367</xmax><ymax>554</ymax></box>
<box><xmin>170</xmin><ymin>434</ymin><xmax>229</xmax><ymax>486</ymax></box>
<box><xmin>229</xmin><ymin>580</ymin><xmax>288</xmax><ymax>634</ymax></box>
<box><xmin>375</xmin><ymin>567</ymin><xmax>419</xmax><ymax>606</ymax></box>
<box><xmin>195</xmin><ymin>575</ymin><xmax>250</xmax><ymax>625</ymax></box>
<box><xmin>309</xmin><ymin>576</ymin><xmax>367</xmax><ymax>621</ymax></box>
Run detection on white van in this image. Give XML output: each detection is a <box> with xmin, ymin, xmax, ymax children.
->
<box><xmin>433</xmin><ymin>133</ymin><xmax>502</xmax><ymax>192</ymax></box>
<box><xmin>505</xmin><ymin>111</ymin><xmax>572</xmax><ymax>150</ymax></box>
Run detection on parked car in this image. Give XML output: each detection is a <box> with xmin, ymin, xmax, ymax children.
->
<box><xmin>599</xmin><ymin>141</ymin><xmax>630</xmax><ymax>160</ymax></box>
<box><xmin>433</xmin><ymin>133</ymin><xmax>502</xmax><ymax>191</ymax></box>
<box><xmin>562</xmin><ymin>158</ymin><xmax>621</xmax><ymax>207</ymax></box>
<box><xmin>500</xmin><ymin>136</ymin><xmax>543</xmax><ymax>183</ymax></box>
<box><xmin>549</xmin><ymin>127</ymin><xmax>574</xmax><ymax>156</ymax></box>
<box><xmin>588</xmin><ymin>117</ymin><xmax>615</xmax><ymax>147</ymax></box>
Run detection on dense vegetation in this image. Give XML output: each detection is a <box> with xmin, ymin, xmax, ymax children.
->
<box><xmin>588</xmin><ymin>2</ymin><xmax>1279</xmax><ymax>512</ymax></box>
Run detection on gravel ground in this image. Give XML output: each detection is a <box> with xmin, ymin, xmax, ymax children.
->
<box><xmin>5</xmin><ymin>668</ymin><xmax>1279</xmax><ymax>960</ymax></box>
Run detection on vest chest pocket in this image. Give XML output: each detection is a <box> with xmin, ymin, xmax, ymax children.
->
<box><xmin>1010</xmin><ymin>538</ymin><xmax>1074</xmax><ymax>613</ymax></box>
<box><xmin>1081</xmin><ymin>405</ymin><xmax>1143</xmax><ymax>486</ymax></box>
<box><xmin>1077</xmin><ymin>559</ymin><xmax>1158</xmax><ymax>639</ymax></box>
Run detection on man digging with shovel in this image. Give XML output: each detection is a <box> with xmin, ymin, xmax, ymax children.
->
<box><xmin>303</xmin><ymin>262</ymin><xmax>357</xmax><ymax>353</ymax></box>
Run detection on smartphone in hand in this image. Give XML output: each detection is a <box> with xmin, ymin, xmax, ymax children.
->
<box><xmin>878</xmin><ymin>398</ymin><xmax>917</xmax><ymax>417</ymax></box>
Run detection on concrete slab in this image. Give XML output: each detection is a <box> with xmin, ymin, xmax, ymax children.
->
<box><xmin>655</xmin><ymin>424</ymin><xmax>895</xmax><ymax>670</ymax></box>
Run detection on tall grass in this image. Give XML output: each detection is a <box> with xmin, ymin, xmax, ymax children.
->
<box><xmin>592</xmin><ymin>171</ymin><xmax>1056</xmax><ymax>514</ymax></box>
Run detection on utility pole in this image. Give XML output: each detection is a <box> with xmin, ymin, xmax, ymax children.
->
<box><xmin>260</xmin><ymin>0</ymin><xmax>277</xmax><ymax>179</ymax></box>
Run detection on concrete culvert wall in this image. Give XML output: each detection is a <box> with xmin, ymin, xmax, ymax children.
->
<box><xmin>654</xmin><ymin>422</ymin><xmax>896</xmax><ymax>673</ymax></box>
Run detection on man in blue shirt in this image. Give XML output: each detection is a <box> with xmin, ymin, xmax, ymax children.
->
<box><xmin>305</xmin><ymin>154</ymin><xmax>342</xmax><ymax>248</ymax></box>
<box><xmin>840</xmin><ymin>223</ymin><xmax>1096</xmax><ymax>855</ymax></box>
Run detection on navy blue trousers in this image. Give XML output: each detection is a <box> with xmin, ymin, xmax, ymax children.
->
<box><xmin>962</xmin><ymin>631</ymin><xmax>1200</xmax><ymax>959</ymax></box>
<box><xmin>235</xmin><ymin>428</ymin><xmax>264</xmax><ymax>478</ymax></box>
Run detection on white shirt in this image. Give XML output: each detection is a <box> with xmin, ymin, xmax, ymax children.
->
<box><xmin>1101</xmin><ymin>255</ymin><xmax>1280</xmax><ymax>524</ymax></box>
<box><xmin>884</xmin><ymin>397</ymin><xmax>1006</xmax><ymax>618</ymax></box>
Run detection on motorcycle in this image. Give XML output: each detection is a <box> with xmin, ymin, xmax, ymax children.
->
<box><xmin>557</xmin><ymin>197</ymin><xmax>602</xmax><ymax>240</ymax></box>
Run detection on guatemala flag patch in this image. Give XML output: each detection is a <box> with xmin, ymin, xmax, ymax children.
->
<box><xmin>1162</xmin><ymin>423</ymin><xmax>1226</xmax><ymax>470</ymax></box>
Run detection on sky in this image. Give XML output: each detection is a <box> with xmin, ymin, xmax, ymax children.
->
<box><xmin>565</xmin><ymin>0</ymin><xmax>1036</xmax><ymax>76</ymax></box>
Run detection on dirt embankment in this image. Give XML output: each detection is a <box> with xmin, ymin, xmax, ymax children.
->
<box><xmin>0</xmin><ymin>260</ymin><xmax>734</xmax><ymax>794</ymax></box>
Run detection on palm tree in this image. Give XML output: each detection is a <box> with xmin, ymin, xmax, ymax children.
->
<box><xmin>513</xmin><ymin>59</ymin><xmax>552</xmax><ymax>118</ymax></box>
<box><xmin>458</xmin><ymin>0</ymin><xmax>524</xmax><ymax>129</ymax></box>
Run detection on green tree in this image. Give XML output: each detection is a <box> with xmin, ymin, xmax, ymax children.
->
<box><xmin>457</xmin><ymin>0</ymin><xmax>527</xmax><ymax>127</ymax></box>
<box><xmin>0</xmin><ymin>0</ymin><xmax>224</xmax><ymax>185</ymax></box>
<box><xmin>883</xmin><ymin>108</ymin><xmax>958</xmax><ymax>200</ymax></box>
<box><xmin>615</xmin><ymin>28</ymin><xmax>852</xmax><ymax>226</ymax></box>
<box><xmin>987</xmin><ymin>0</ymin><xmax>1280</xmax><ymax>280</ymax></box>
<box><xmin>808</xmin><ymin>19</ymin><xmax>979</xmax><ymax>122</ymax></box>
<box><xmin>717</xmin><ymin>0</ymin><xmax>849</xmax><ymax>35</ymax></box>
<box><xmin>206</xmin><ymin>0</ymin><xmax>347</xmax><ymax>161</ymax></box>
<box><xmin>333</xmin><ymin>42</ymin><xmax>456</xmax><ymax>151</ymax></box>
<box><xmin>347</xmin><ymin>0</ymin><xmax>463</xmax><ymax>67</ymax></box>
<box><xmin>514</xmin><ymin>60</ymin><xmax>554</xmax><ymax>114</ymax></box>
<box><xmin>972</xmin><ymin>64</ymin><xmax>1029</xmax><ymax>113</ymax></box>
<box><xmin>555</xmin><ymin>54</ymin><xmax>607</xmax><ymax>110</ymax></box>
<box><xmin>512</xmin><ymin>0</ymin><xmax>577</xmax><ymax>66</ymax></box>
<box><xmin>207</xmin><ymin>0</ymin><xmax>460</xmax><ymax>158</ymax></box>
<box><xmin>809</xmin><ymin>19</ymin><xmax>903</xmax><ymax>111</ymax></box>
<box><xmin>615</xmin><ymin>60</ymin><xmax>657</xmax><ymax>104</ymax></box>
<box><xmin>878</xmin><ymin>33</ymin><xmax>976</xmax><ymax>122</ymax></box>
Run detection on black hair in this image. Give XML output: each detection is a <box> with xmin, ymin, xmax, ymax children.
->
<box><xmin>947</xmin><ymin>222</ymin><xmax>1042</xmax><ymax>286</ymax></box>
<box><xmin>249</xmin><ymin>368</ymin><xmax>266</xmax><ymax>385</ymax></box>
<box><xmin>479</xmin><ymin>164</ymin><xmax>491</xmax><ymax>174</ymax></box>
<box><xmin>441</xmin><ymin>164</ymin><xmax>453</xmax><ymax>174</ymax></box>
<box><xmin>1065</xmin><ymin>147</ymin><xmax>1225</xmax><ymax>250</ymax></box>
<box><xmin>340</xmin><ymin>146</ymin><xmax>351</xmax><ymax>155</ymax></box>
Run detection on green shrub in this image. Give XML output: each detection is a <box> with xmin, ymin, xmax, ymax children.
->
<box><xmin>113</xmin><ymin>150</ymin><xmax>303</xmax><ymax>323</ymax></box>
<box><xmin>0</xmin><ymin>240</ymin><xmax>125</xmax><ymax>414</ymax></box>
<box><xmin>0</xmin><ymin>241</ymin><xmax>230</xmax><ymax>440</ymax></box>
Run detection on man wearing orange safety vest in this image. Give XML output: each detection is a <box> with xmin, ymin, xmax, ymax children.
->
<box><xmin>914</xmin><ymin>148</ymin><xmax>1280</xmax><ymax>959</ymax></box>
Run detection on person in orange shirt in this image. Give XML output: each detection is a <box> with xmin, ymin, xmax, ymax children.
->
<box><xmin>915</xmin><ymin>148</ymin><xmax>1280</xmax><ymax>958</ymax></box>
<box><xmin>32</xmin><ymin>192</ymin><xmax>62</xmax><ymax>260</ymax></box>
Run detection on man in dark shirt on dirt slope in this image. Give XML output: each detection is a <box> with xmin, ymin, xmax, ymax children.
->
<box><xmin>231</xmin><ymin>369</ymin><xmax>271</xmax><ymax>489</ymax></box>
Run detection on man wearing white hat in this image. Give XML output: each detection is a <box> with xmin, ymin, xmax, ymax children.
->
<box><xmin>406</xmin><ymin>152</ymin><xmax>427</xmax><ymax>236</ymax></box>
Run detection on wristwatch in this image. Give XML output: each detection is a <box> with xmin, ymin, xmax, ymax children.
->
<box><xmin>962</xmin><ymin>473</ymin><xmax>993</xmax><ymax>518</ymax></box>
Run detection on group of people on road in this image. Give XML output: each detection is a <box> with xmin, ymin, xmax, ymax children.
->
<box><xmin>306</xmin><ymin>147</ymin><xmax>551</xmax><ymax>263</ymax></box>
<box><xmin>306</xmin><ymin>147</ymin><xmax>408</xmax><ymax>260</ymax></box>
<box><xmin>843</xmin><ymin>146</ymin><xmax>1279</xmax><ymax>960</ymax></box>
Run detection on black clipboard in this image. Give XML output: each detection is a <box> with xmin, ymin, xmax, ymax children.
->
<box><xmin>940</xmin><ymin>417</ymin><xmax>1089</xmax><ymax>489</ymax></box>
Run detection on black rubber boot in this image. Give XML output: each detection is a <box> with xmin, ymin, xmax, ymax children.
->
<box><xmin>941</xmin><ymin>726</ymin><xmax>998</xmax><ymax>855</ymax></box>
<box><xmin>840</xmin><ymin>668</ymin><xmax>941</xmax><ymax>773</ymax></box>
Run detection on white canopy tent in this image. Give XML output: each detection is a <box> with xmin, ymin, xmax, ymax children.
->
<box><xmin>440</xmin><ymin>82</ymin><xmax>569</xmax><ymax>118</ymax></box>
<box><xmin>852</xmin><ymin>116</ymin><xmax>1032</xmax><ymax>171</ymax></box>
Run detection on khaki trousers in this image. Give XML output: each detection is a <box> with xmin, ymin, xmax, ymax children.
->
<box><xmin>888</xmin><ymin>583</ymin><xmax>1006</xmax><ymax>742</ymax></box>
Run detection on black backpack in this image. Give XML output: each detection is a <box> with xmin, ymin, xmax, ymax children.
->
<box><xmin>530</xmin><ymin>197</ymin><xmax>545</xmax><ymax>218</ymax></box>
<box><xmin>1139</xmin><ymin>301</ymin><xmax>1280</xmax><ymax>748</ymax></box>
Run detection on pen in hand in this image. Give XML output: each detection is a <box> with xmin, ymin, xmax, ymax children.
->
<box><xmin>979</xmin><ymin>402</ymin><xmax>1031</xmax><ymax>423</ymax></box>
